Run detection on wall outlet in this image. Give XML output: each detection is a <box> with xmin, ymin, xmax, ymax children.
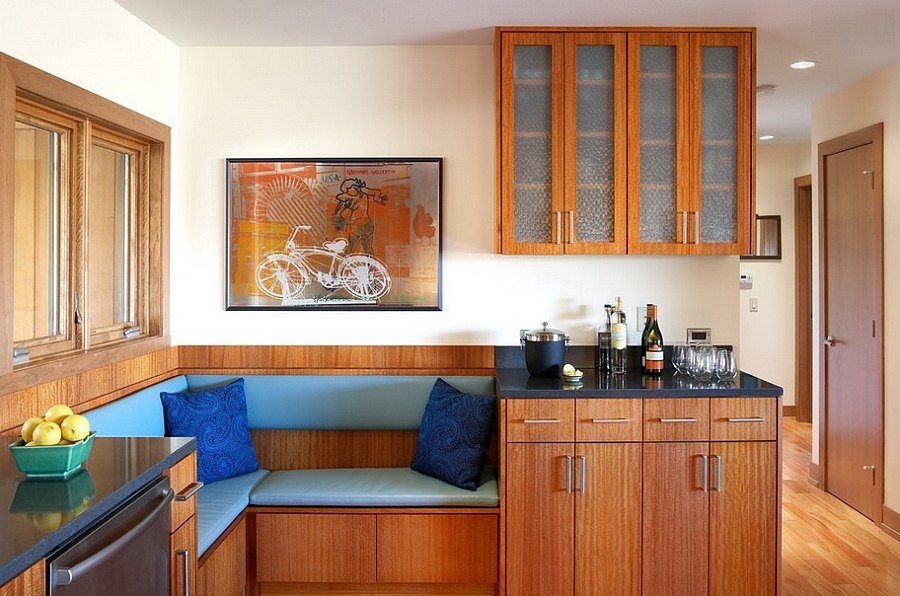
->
<box><xmin>749</xmin><ymin>296</ymin><xmax>759</xmax><ymax>312</ymax></box>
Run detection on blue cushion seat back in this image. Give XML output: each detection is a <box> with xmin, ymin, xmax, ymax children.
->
<box><xmin>86</xmin><ymin>375</ymin><xmax>188</xmax><ymax>437</ymax></box>
<box><xmin>184</xmin><ymin>375</ymin><xmax>495</xmax><ymax>430</ymax></box>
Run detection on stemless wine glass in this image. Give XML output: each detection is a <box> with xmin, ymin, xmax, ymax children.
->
<box><xmin>672</xmin><ymin>342</ymin><xmax>689</xmax><ymax>374</ymax></box>
<box><xmin>715</xmin><ymin>348</ymin><xmax>738</xmax><ymax>381</ymax></box>
<box><xmin>689</xmin><ymin>345</ymin><xmax>715</xmax><ymax>381</ymax></box>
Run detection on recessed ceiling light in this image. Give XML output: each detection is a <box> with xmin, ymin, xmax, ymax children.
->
<box><xmin>759</xmin><ymin>135</ymin><xmax>775</xmax><ymax>141</ymax></box>
<box><xmin>790</xmin><ymin>60</ymin><xmax>816</xmax><ymax>70</ymax></box>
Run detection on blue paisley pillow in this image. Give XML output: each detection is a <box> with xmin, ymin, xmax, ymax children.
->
<box><xmin>160</xmin><ymin>378</ymin><xmax>259</xmax><ymax>484</ymax></box>
<box><xmin>411</xmin><ymin>378</ymin><xmax>496</xmax><ymax>491</ymax></box>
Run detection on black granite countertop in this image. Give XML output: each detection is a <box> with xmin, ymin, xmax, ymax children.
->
<box><xmin>0</xmin><ymin>435</ymin><xmax>195</xmax><ymax>586</ymax></box>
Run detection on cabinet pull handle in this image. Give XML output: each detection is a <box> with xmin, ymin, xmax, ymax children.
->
<box><xmin>567</xmin><ymin>210</ymin><xmax>575</xmax><ymax>244</ymax></box>
<box><xmin>700</xmin><ymin>454</ymin><xmax>709</xmax><ymax>492</ymax></box>
<box><xmin>681</xmin><ymin>211</ymin><xmax>688</xmax><ymax>244</ymax></box>
<box><xmin>660</xmin><ymin>417</ymin><xmax>698</xmax><ymax>423</ymax></box>
<box><xmin>694</xmin><ymin>211</ymin><xmax>700</xmax><ymax>244</ymax></box>
<box><xmin>524</xmin><ymin>418</ymin><xmax>561</xmax><ymax>424</ymax></box>
<box><xmin>176</xmin><ymin>548</ymin><xmax>191</xmax><ymax>596</ymax></box>
<box><xmin>555</xmin><ymin>211</ymin><xmax>562</xmax><ymax>245</ymax></box>
<box><xmin>565</xmin><ymin>455</ymin><xmax>573</xmax><ymax>493</ymax></box>
<box><xmin>726</xmin><ymin>416</ymin><xmax>765</xmax><ymax>423</ymax></box>
<box><xmin>713</xmin><ymin>454</ymin><xmax>723</xmax><ymax>492</ymax></box>
<box><xmin>592</xmin><ymin>417</ymin><xmax>629</xmax><ymax>424</ymax></box>
<box><xmin>579</xmin><ymin>455</ymin><xmax>586</xmax><ymax>494</ymax></box>
<box><xmin>176</xmin><ymin>481</ymin><xmax>204</xmax><ymax>501</ymax></box>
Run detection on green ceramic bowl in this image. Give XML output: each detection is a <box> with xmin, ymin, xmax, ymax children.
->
<box><xmin>8</xmin><ymin>432</ymin><xmax>96</xmax><ymax>479</ymax></box>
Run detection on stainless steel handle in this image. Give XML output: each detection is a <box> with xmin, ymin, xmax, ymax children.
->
<box><xmin>660</xmin><ymin>417</ymin><xmax>698</xmax><ymax>424</ymax></box>
<box><xmin>555</xmin><ymin>211</ymin><xmax>562</xmax><ymax>245</ymax></box>
<box><xmin>579</xmin><ymin>455</ymin><xmax>586</xmax><ymax>494</ymax></box>
<box><xmin>727</xmin><ymin>417</ymin><xmax>766</xmax><ymax>423</ymax></box>
<box><xmin>55</xmin><ymin>487</ymin><xmax>175</xmax><ymax>586</ymax></box>
<box><xmin>863</xmin><ymin>464</ymin><xmax>876</xmax><ymax>486</ymax></box>
<box><xmin>681</xmin><ymin>211</ymin><xmax>688</xmax><ymax>244</ymax></box>
<box><xmin>824</xmin><ymin>335</ymin><xmax>836</xmax><ymax>347</ymax></box>
<box><xmin>713</xmin><ymin>454</ymin><xmax>723</xmax><ymax>492</ymax></box>
<box><xmin>592</xmin><ymin>418</ymin><xmax>630</xmax><ymax>424</ymax></box>
<box><xmin>177</xmin><ymin>548</ymin><xmax>191</xmax><ymax>596</ymax></box>
<box><xmin>700</xmin><ymin>454</ymin><xmax>709</xmax><ymax>492</ymax></box>
<box><xmin>176</xmin><ymin>481</ymin><xmax>204</xmax><ymax>502</ymax></box>
<box><xmin>565</xmin><ymin>455</ymin><xmax>573</xmax><ymax>493</ymax></box>
<box><xmin>694</xmin><ymin>211</ymin><xmax>700</xmax><ymax>244</ymax></box>
<box><xmin>524</xmin><ymin>418</ymin><xmax>561</xmax><ymax>424</ymax></box>
<box><xmin>567</xmin><ymin>210</ymin><xmax>575</xmax><ymax>244</ymax></box>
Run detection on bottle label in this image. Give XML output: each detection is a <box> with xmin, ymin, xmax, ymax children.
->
<box><xmin>611</xmin><ymin>323</ymin><xmax>627</xmax><ymax>350</ymax></box>
<box><xmin>645</xmin><ymin>346</ymin><xmax>664</xmax><ymax>372</ymax></box>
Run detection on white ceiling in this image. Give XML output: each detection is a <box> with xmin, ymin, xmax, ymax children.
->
<box><xmin>114</xmin><ymin>0</ymin><xmax>900</xmax><ymax>145</ymax></box>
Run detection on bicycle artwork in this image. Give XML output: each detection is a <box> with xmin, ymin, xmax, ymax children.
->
<box><xmin>226</xmin><ymin>158</ymin><xmax>442</xmax><ymax>310</ymax></box>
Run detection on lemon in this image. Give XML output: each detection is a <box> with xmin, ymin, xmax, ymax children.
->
<box><xmin>60</xmin><ymin>414</ymin><xmax>90</xmax><ymax>442</ymax></box>
<box><xmin>31</xmin><ymin>512</ymin><xmax>63</xmax><ymax>533</ymax></box>
<box><xmin>32</xmin><ymin>421</ymin><xmax>62</xmax><ymax>446</ymax></box>
<box><xmin>21</xmin><ymin>416</ymin><xmax>45</xmax><ymax>443</ymax></box>
<box><xmin>44</xmin><ymin>404</ymin><xmax>74</xmax><ymax>426</ymax></box>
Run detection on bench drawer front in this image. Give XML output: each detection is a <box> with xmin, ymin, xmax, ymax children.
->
<box><xmin>255</xmin><ymin>513</ymin><xmax>376</xmax><ymax>583</ymax></box>
<box><xmin>377</xmin><ymin>513</ymin><xmax>498</xmax><ymax>583</ymax></box>
<box><xmin>506</xmin><ymin>399</ymin><xmax>575</xmax><ymax>442</ymax></box>
<box><xmin>710</xmin><ymin>397</ymin><xmax>778</xmax><ymax>441</ymax></box>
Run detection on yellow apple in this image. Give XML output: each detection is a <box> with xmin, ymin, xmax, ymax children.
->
<box><xmin>60</xmin><ymin>414</ymin><xmax>90</xmax><ymax>442</ymax></box>
<box><xmin>21</xmin><ymin>416</ymin><xmax>45</xmax><ymax>443</ymax></box>
<box><xmin>44</xmin><ymin>404</ymin><xmax>74</xmax><ymax>426</ymax></box>
<box><xmin>32</xmin><ymin>421</ymin><xmax>62</xmax><ymax>446</ymax></box>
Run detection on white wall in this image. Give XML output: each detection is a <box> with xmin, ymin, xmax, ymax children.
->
<box><xmin>811</xmin><ymin>60</ymin><xmax>900</xmax><ymax>512</ymax></box>
<box><xmin>0</xmin><ymin>0</ymin><xmax>179</xmax><ymax>126</ymax></box>
<box><xmin>739</xmin><ymin>144</ymin><xmax>811</xmax><ymax>405</ymax></box>
<box><xmin>173</xmin><ymin>46</ymin><xmax>740</xmax><ymax>349</ymax></box>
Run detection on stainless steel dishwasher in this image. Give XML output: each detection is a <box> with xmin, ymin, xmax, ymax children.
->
<box><xmin>47</xmin><ymin>476</ymin><xmax>173</xmax><ymax>595</ymax></box>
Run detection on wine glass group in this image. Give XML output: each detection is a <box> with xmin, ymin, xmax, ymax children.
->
<box><xmin>672</xmin><ymin>344</ymin><xmax>737</xmax><ymax>382</ymax></box>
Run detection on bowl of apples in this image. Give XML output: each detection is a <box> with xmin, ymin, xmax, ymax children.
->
<box><xmin>8</xmin><ymin>404</ymin><xmax>95</xmax><ymax>479</ymax></box>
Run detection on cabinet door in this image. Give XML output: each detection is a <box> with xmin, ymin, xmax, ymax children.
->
<box><xmin>642</xmin><ymin>442</ymin><xmax>710</xmax><ymax>596</ymax></box>
<box><xmin>564</xmin><ymin>33</ymin><xmax>627</xmax><ymax>254</ymax></box>
<box><xmin>506</xmin><ymin>443</ymin><xmax>574</xmax><ymax>595</ymax></box>
<box><xmin>576</xmin><ymin>442</ymin><xmax>641</xmax><ymax>596</ymax></box>
<box><xmin>627</xmin><ymin>32</ymin><xmax>693</xmax><ymax>255</ymax></box>
<box><xmin>709</xmin><ymin>441</ymin><xmax>777</xmax><ymax>596</ymax></box>
<box><xmin>170</xmin><ymin>515</ymin><xmax>198</xmax><ymax>596</ymax></box>
<box><xmin>498</xmin><ymin>32</ymin><xmax>566</xmax><ymax>254</ymax></box>
<box><xmin>690</xmin><ymin>32</ymin><xmax>753</xmax><ymax>255</ymax></box>
<box><xmin>0</xmin><ymin>561</ymin><xmax>43</xmax><ymax>596</ymax></box>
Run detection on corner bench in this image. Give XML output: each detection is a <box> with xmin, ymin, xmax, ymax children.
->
<box><xmin>85</xmin><ymin>373</ymin><xmax>499</xmax><ymax>595</ymax></box>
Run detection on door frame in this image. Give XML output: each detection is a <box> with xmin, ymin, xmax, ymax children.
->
<box><xmin>794</xmin><ymin>174</ymin><xmax>812</xmax><ymax>423</ymax></box>
<box><xmin>816</xmin><ymin>123</ymin><xmax>884</xmax><ymax>516</ymax></box>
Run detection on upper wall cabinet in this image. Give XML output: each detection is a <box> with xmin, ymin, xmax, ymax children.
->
<box><xmin>495</xmin><ymin>28</ymin><xmax>755</xmax><ymax>256</ymax></box>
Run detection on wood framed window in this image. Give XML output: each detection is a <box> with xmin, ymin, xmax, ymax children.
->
<box><xmin>1</xmin><ymin>53</ymin><xmax>170</xmax><ymax>391</ymax></box>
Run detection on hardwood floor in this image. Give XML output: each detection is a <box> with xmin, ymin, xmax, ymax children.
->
<box><xmin>782</xmin><ymin>416</ymin><xmax>900</xmax><ymax>594</ymax></box>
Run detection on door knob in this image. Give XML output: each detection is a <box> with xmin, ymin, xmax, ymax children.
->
<box><xmin>824</xmin><ymin>335</ymin><xmax>836</xmax><ymax>347</ymax></box>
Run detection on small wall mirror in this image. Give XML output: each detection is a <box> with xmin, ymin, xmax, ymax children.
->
<box><xmin>741</xmin><ymin>215</ymin><xmax>782</xmax><ymax>260</ymax></box>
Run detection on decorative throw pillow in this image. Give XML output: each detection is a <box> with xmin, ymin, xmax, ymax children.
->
<box><xmin>411</xmin><ymin>378</ymin><xmax>496</xmax><ymax>491</ymax></box>
<box><xmin>160</xmin><ymin>378</ymin><xmax>259</xmax><ymax>484</ymax></box>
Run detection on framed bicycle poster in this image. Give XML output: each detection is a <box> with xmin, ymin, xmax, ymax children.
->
<box><xmin>225</xmin><ymin>157</ymin><xmax>442</xmax><ymax>310</ymax></box>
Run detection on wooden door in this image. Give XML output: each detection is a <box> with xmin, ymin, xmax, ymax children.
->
<box><xmin>642</xmin><ymin>442</ymin><xmax>709</xmax><ymax>596</ymax></box>
<box><xmin>498</xmin><ymin>32</ymin><xmax>566</xmax><ymax>255</ymax></box>
<box><xmin>575</xmin><ymin>442</ymin><xmax>641</xmax><ymax>596</ymax></box>
<box><xmin>170</xmin><ymin>516</ymin><xmax>198</xmax><ymax>596</ymax></box>
<box><xmin>709</xmin><ymin>441</ymin><xmax>777</xmax><ymax>596</ymax></box>
<box><xmin>821</xmin><ymin>124</ymin><xmax>884</xmax><ymax>522</ymax></box>
<box><xmin>506</xmin><ymin>442</ymin><xmax>574</xmax><ymax>596</ymax></box>
<box><xmin>795</xmin><ymin>174</ymin><xmax>813</xmax><ymax>422</ymax></box>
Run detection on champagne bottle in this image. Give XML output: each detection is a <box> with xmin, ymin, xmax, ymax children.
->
<box><xmin>641</xmin><ymin>303</ymin><xmax>665</xmax><ymax>375</ymax></box>
<box><xmin>610</xmin><ymin>297</ymin><xmax>628</xmax><ymax>374</ymax></box>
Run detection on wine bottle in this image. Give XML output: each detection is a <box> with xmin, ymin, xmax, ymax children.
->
<box><xmin>597</xmin><ymin>304</ymin><xmax>613</xmax><ymax>372</ymax></box>
<box><xmin>610</xmin><ymin>297</ymin><xmax>628</xmax><ymax>374</ymax></box>
<box><xmin>641</xmin><ymin>303</ymin><xmax>665</xmax><ymax>375</ymax></box>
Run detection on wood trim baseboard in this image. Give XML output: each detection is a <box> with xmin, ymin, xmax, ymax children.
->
<box><xmin>782</xmin><ymin>405</ymin><xmax>796</xmax><ymax>417</ymax></box>
<box><xmin>882</xmin><ymin>505</ymin><xmax>900</xmax><ymax>542</ymax></box>
<box><xmin>808</xmin><ymin>460</ymin><xmax>820</xmax><ymax>488</ymax></box>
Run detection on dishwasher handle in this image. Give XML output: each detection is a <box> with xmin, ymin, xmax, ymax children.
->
<box><xmin>54</xmin><ymin>486</ymin><xmax>174</xmax><ymax>587</ymax></box>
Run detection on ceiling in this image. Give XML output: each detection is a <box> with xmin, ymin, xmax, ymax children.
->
<box><xmin>114</xmin><ymin>0</ymin><xmax>900</xmax><ymax>145</ymax></box>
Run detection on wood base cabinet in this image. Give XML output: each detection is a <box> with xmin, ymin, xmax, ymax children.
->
<box><xmin>168</xmin><ymin>452</ymin><xmax>199</xmax><ymax>596</ymax></box>
<box><xmin>0</xmin><ymin>561</ymin><xmax>43</xmax><ymax>596</ymax></box>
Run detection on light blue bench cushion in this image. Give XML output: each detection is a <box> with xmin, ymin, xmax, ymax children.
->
<box><xmin>86</xmin><ymin>375</ymin><xmax>188</xmax><ymax>437</ymax></box>
<box><xmin>184</xmin><ymin>375</ymin><xmax>495</xmax><ymax>430</ymax></box>
<box><xmin>248</xmin><ymin>466</ymin><xmax>499</xmax><ymax>508</ymax></box>
<box><xmin>197</xmin><ymin>469</ymin><xmax>270</xmax><ymax>556</ymax></box>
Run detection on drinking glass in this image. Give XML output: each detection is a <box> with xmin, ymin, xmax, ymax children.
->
<box><xmin>672</xmin><ymin>342</ymin><xmax>689</xmax><ymax>374</ymax></box>
<box><xmin>688</xmin><ymin>345</ymin><xmax>714</xmax><ymax>381</ymax></box>
<box><xmin>715</xmin><ymin>348</ymin><xmax>738</xmax><ymax>380</ymax></box>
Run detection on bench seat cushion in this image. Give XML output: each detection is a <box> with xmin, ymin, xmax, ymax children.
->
<box><xmin>249</xmin><ymin>466</ymin><xmax>499</xmax><ymax>508</ymax></box>
<box><xmin>197</xmin><ymin>469</ymin><xmax>270</xmax><ymax>556</ymax></box>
